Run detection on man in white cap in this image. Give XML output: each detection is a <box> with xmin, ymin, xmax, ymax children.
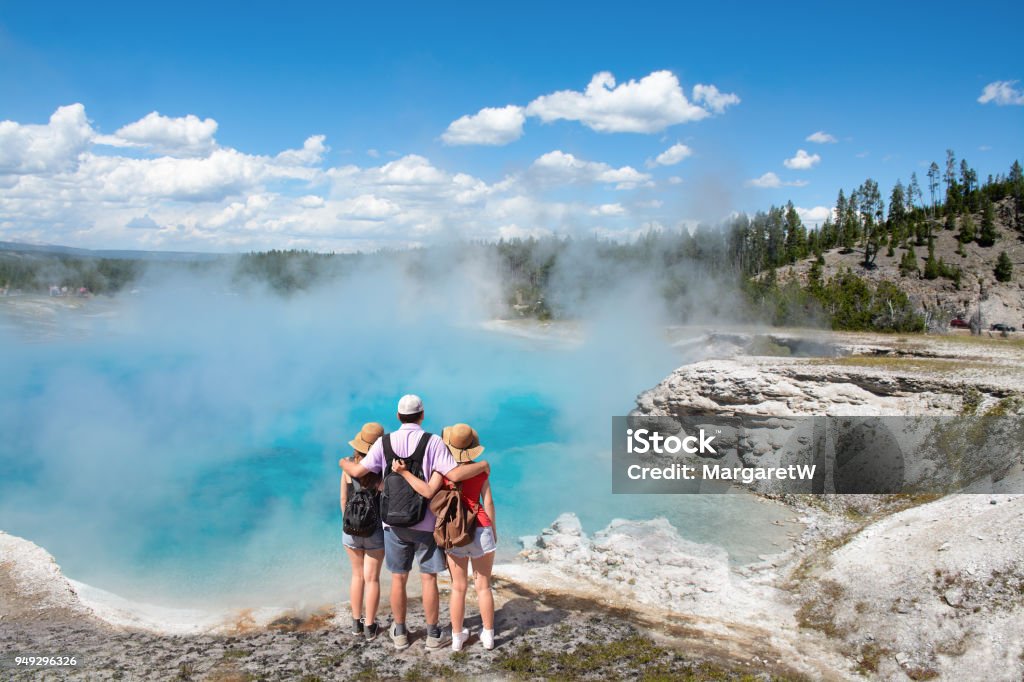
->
<box><xmin>339</xmin><ymin>394</ymin><xmax>489</xmax><ymax>650</ymax></box>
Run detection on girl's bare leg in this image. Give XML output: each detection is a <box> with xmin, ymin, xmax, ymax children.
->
<box><xmin>471</xmin><ymin>551</ymin><xmax>495</xmax><ymax>630</ymax></box>
<box><xmin>362</xmin><ymin>549</ymin><xmax>384</xmax><ymax>624</ymax></box>
<box><xmin>345</xmin><ymin>547</ymin><xmax>365</xmax><ymax>621</ymax></box>
<box><xmin>447</xmin><ymin>554</ymin><xmax>470</xmax><ymax>634</ymax></box>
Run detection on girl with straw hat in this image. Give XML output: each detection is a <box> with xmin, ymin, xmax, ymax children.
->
<box><xmin>341</xmin><ymin>422</ymin><xmax>386</xmax><ymax>641</ymax></box>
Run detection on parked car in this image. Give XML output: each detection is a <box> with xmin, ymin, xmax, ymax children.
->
<box><xmin>949</xmin><ymin>318</ymin><xmax>970</xmax><ymax>328</ymax></box>
<box><xmin>990</xmin><ymin>323</ymin><xmax>1017</xmax><ymax>333</ymax></box>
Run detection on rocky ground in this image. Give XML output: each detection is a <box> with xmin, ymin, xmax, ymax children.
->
<box><xmin>627</xmin><ymin>329</ymin><xmax>1024</xmax><ymax>680</ymax></box>
<box><xmin>1</xmin><ymin>528</ymin><xmax>785</xmax><ymax>681</ymax></box>
<box><xmin>658</xmin><ymin>329</ymin><xmax>1024</xmax><ymax>417</ymax></box>
<box><xmin>509</xmin><ymin>494</ymin><xmax>1024</xmax><ymax>682</ymax></box>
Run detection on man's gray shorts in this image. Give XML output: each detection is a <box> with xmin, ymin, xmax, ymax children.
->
<box><xmin>383</xmin><ymin>526</ymin><xmax>447</xmax><ymax>574</ymax></box>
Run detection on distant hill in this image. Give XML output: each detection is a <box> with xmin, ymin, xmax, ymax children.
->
<box><xmin>0</xmin><ymin>241</ymin><xmax>223</xmax><ymax>262</ymax></box>
<box><xmin>776</xmin><ymin>196</ymin><xmax>1023</xmax><ymax>329</ymax></box>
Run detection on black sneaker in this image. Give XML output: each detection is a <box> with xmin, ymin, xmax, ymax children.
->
<box><xmin>351</xmin><ymin>617</ymin><xmax>364</xmax><ymax>636</ymax></box>
<box><xmin>364</xmin><ymin>621</ymin><xmax>379</xmax><ymax>642</ymax></box>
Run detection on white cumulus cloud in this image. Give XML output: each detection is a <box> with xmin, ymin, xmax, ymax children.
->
<box><xmin>647</xmin><ymin>142</ymin><xmax>693</xmax><ymax>168</ymax></box>
<box><xmin>977</xmin><ymin>80</ymin><xmax>1024</xmax><ymax>106</ymax></box>
<box><xmin>373</xmin><ymin>155</ymin><xmax>449</xmax><ymax>186</ymax></box>
<box><xmin>590</xmin><ymin>203</ymin><xmax>625</xmax><ymax>216</ymax></box>
<box><xmin>81</xmin><ymin>148</ymin><xmax>309</xmax><ymax>202</ymax></box>
<box><xmin>796</xmin><ymin>205</ymin><xmax>833</xmax><ymax>225</ymax></box>
<box><xmin>442</xmin><ymin>105</ymin><xmax>525</xmax><ymax>146</ymax></box>
<box><xmin>1</xmin><ymin>103</ymin><xmax>716</xmax><ymax>251</ymax></box>
<box><xmin>525</xmin><ymin>71</ymin><xmax>720</xmax><ymax>133</ymax></box>
<box><xmin>0</xmin><ymin>103</ymin><xmax>95</xmax><ymax>175</ymax></box>
<box><xmin>530</xmin><ymin>150</ymin><xmax>651</xmax><ymax>190</ymax></box>
<box><xmin>275</xmin><ymin>135</ymin><xmax>328</xmax><ymax>166</ymax></box>
<box><xmin>104</xmin><ymin>111</ymin><xmax>218</xmax><ymax>157</ymax></box>
<box><xmin>783</xmin><ymin>149</ymin><xmax>821</xmax><ymax>170</ymax></box>
<box><xmin>691</xmin><ymin>84</ymin><xmax>740</xmax><ymax>114</ymax></box>
<box><xmin>806</xmin><ymin>131</ymin><xmax>837</xmax><ymax>144</ymax></box>
<box><xmin>336</xmin><ymin>194</ymin><xmax>401</xmax><ymax>220</ymax></box>
<box><xmin>745</xmin><ymin>172</ymin><xmax>808</xmax><ymax>189</ymax></box>
<box><xmin>443</xmin><ymin>70</ymin><xmax>739</xmax><ymax>143</ymax></box>
<box><xmin>297</xmin><ymin>195</ymin><xmax>326</xmax><ymax>208</ymax></box>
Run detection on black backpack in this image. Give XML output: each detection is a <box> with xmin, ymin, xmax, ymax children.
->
<box><xmin>379</xmin><ymin>432</ymin><xmax>431</xmax><ymax>527</ymax></box>
<box><xmin>343</xmin><ymin>477</ymin><xmax>380</xmax><ymax>537</ymax></box>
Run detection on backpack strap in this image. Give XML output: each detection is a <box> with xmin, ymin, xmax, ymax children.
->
<box><xmin>381</xmin><ymin>431</ymin><xmax>432</xmax><ymax>479</ymax></box>
<box><xmin>382</xmin><ymin>433</ymin><xmax>396</xmax><ymax>477</ymax></box>
<box><xmin>444</xmin><ymin>475</ymin><xmax>481</xmax><ymax>515</ymax></box>
<box><xmin>406</xmin><ymin>432</ymin><xmax>431</xmax><ymax>478</ymax></box>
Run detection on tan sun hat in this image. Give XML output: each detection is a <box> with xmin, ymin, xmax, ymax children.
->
<box><xmin>348</xmin><ymin>422</ymin><xmax>384</xmax><ymax>454</ymax></box>
<box><xmin>442</xmin><ymin>423</ymin><xmax>485</xmax><ymax>463</ymax></box>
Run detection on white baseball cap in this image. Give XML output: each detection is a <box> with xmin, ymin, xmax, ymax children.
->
<box><xmin>397</xmin><ymin>394</ymin><xmax>424</xmax><ymax>415</ymax></box>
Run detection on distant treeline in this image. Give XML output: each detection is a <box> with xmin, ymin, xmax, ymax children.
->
<box><xmin>0</xmin><ymin>254</ymin><xmax>142</xmax><ymax>295</ymax></box>
<box><xmin>3</xmin><ymin>153</ymin><xmax>1020</xmax><ymax>333</ymax></box>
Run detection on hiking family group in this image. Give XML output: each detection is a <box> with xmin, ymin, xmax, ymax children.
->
<box><xmin>338</xmin><ymin>394</ymin><xmax>497</xmax><ymax>653</ymax></box>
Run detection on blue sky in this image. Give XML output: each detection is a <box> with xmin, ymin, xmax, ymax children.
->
<box><xmin>1</xmin><ymin>1</ymin><xmax>1021</xmax><ymax>251</ymax></box>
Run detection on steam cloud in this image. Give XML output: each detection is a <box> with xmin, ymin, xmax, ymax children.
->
<box><xmin>1</xmin><ymin>246</ymin><xmax>723</xmax><ymax>608</ymax></box>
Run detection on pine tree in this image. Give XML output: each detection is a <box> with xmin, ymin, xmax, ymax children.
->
<box><xmin>944</xmin><ymin>149</ymin><xmax>956</xmax><ymax>195</ymax></box>
<box><xmin>888</xmin><ymin>180</ymin><xmax>907</xmax><ymax>242</ymax></box>
<box><xmin>1010</xmin><ymin>160</ymin><xmax>1024</xmax><ymax>233</ymax></box>
<box><xmin>766</xmin><ymin>206</ymin><xmax>786</xmax><ymax>267</ymax></box>
<box><xmin>899</xmin><ymin>246</ymin><xmax>919</xmax><ymax>277</ymax></box>
<box><xmin>924</xmin><ymin>243</ymin><xmax>940</xmax><ymax>280</ymax></box>
<box><xmin>958</xmin><ymin>215</ymin><xmax>976</xmax><ymax>243</ymax></box>
<box><xmin>857</xmin><ymin>179</ymin><xmax>884</xmax><ymax>268</ymax></box>
<box><xmin>927</xmin><ymin>162</ymin><xmax>940</xmax><ymax>216</ymax></box>
<box><xmin>808</xmin><ymin>259</ymin><xmax>824</xmax><ymax>294</ymax></box>
<box><xmin>978</xmin><ymin>196</ymin><xmax>997</xmax><ymax>246</ymax></box>
<box><xmin>994</xmin><ymin>250</ymin><xmax>1013</xmax><ymax>282</ymax></box>
<box><xmin>922</xmin><ymin>213</ymin><xmax>933</xmax><ymax>245</ymax></box>
<box><xmin>908</xmin><ymin>172</ymin><xmax>922</xmax><ymax>214</ymax></box>
<box><xmin>784</xmin><ymin>201</ymin><xmax>807</xmax><ymax>263</ymax></box>
<box><xmin>960</xmin><ymin>159</ymin><xmax>979</xmax><ymax>212</ymax></box>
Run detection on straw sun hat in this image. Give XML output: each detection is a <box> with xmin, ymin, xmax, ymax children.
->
<box><xmin>442</xmin><ymin>423</ymin><xmax>485</xmax><ymax>463</ymax></box>
<box><xmin>348</xmin><ymin>422</ymin><xmax>384</xmax><ymax>454</ymax></box>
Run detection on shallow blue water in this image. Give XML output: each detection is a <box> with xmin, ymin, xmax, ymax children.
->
<box><xmin>0</xmin><ymin>291</ymin><xmax>794</xmax><ymax>608</ymax></box>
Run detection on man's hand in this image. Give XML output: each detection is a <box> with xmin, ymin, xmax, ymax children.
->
<box><xmin>392</xmin><ymin>458</ymin><xmax>408</xmax><ymax>474</ymax></box>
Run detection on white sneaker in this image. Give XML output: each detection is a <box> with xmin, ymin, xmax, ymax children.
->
<box><xmin>451</xmin><ymin>628</ymin><xmax>469</xmax><ymax>652</ymax></box>
<box><xmin>480</xmin><ymin>628</ymin><xmax>495</xmax><ymax>650</ymax></box>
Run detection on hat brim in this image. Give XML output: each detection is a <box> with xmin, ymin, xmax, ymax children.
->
<box><xmin>348</xmin><ymin>437</ymin><xmax>372</xmax><ymax>454</ymax></box>
<box><xmin>446</xmin><ymin>443</ymin><xmax>485</xmax><ymax>463</ymax></box>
